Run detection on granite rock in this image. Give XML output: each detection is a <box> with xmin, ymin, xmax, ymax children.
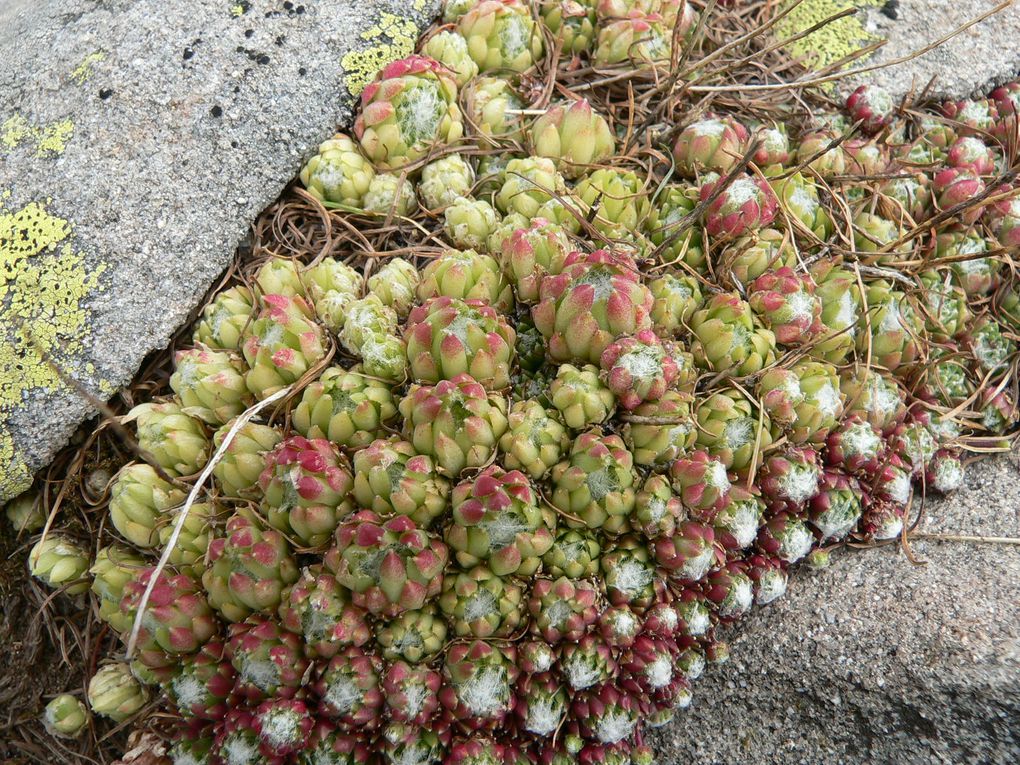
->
<box><xmin>0</xmin><ymin>0</ymin><xmax>438</xmax><ymax>502</ymax></box>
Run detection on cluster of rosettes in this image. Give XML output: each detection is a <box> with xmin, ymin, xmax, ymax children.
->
<box><xmin>16</xmin><ymin>1</ymin><xmax>1020</xmax><ymax>764</ymax></box>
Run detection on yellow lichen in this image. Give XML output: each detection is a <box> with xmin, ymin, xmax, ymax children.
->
<box><xmin>774</xmin><ymin>0</ymin><xmax>883</xmax><ymax>76</ymax></box>
<box><xmin>34</xmin><ymin>119</ymin><xmax>75</xmax><ymax>158</ymax></box>
<box><xmin>0</xmin><ymin>196</ymin><xmax>105</xmax><ymax>498</ymax></box>
<box><xmin>341</xmin><ymin>12</ymin><xmax>421</xmax><ymax>97</ymax></box>
<box><xmin>2</xmin><ymin>115</ymin><xmax>32</xmax><ymax>149</ymax></box>
<box><xmin>1</xmin><ymin>113</ymin><xmax>75</xmax><ymax>157</ymax></box>
<box><xmin>72</xmin><ymin>51</ymin><xmax>106</xmax><ymax>85</ymax></box>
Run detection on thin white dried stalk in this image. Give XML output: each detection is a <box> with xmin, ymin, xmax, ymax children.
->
<box><xmin>124</xmin><ymin>385</ymin><xmax>292</xmax><ymax>658</ymax></box>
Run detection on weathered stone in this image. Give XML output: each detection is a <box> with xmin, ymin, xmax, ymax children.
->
<box><xmin>651</xmin><ymin>453</ymin><xmax>1020</xmax><ymax>765</ymax></box>
<box><xmin>774</xmin><ymin>0</ymin><xmax>1020</xmax><ymax>101</ymax></box>
<box><xmin>0</xmin><ymin>0</ymin><xmax>439</xmax><ymax>501</ymax></box>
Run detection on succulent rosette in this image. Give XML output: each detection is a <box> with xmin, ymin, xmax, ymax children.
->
<box><xmin>108</xmin><ymin>462</ymin><xmax>185</xmax><ymax>548</ymax></box>
<box><xmin>400</xmin><ymin>374</ymin><xmax>509</xmax><ymax>476</ymax></box>
<box><xmin>29</xmin><ymin>535</ymin><xmax>90</xmax><ymax>595</ymax></box>
<box><xmin>756</xmin><ymin>512</ymin><xmax>815</xmax><ymax>564</ymax></box>
<box><xmin>440</xmin><ymin>640</ymin><xmax>518</xmax><ymax>729</ymax></box>
<box><xmin>669</xmin><ymin>449</ymin><xmax>731</xmax><ymax>517</ymax></box>
<box><xmin>543</xmin><ymin>527</ymin><xmax>602</xmax><ymax>578</ymax></box>
<box><xmin>459</xmin><ymin>0</ymin><xmax>544</xmax><ymax>73</ymax></box>
<box><xmin>712</xmin><ymin>486</ymin><xmax>765</xmax><ymax>552</ymax></box>
<box><xmin>717</xmin><ymin>229</ymin><xmax>797</xmax><ymax>288</ymax></box>
<box><xmin>278</xmin><ymin>566</ymin><xmax>370</xmax><ymax>658</ymax></box>
<box><xmin>529</xmin><ymin>576</ymin><xmax>600</xmax><ymax>642</ymax></box>
<box><xmin>327</xmin><ymin>511</ymin><xmax>448</xmax><ymax>617</ymax></box>
<box><xmin>858</xmin><ymin>280</ymin><xmax>923</xmax><ymax>371</ymax></box>
<box><xmin>540</xmin><ymin>0</ymin><xmax>598</xmax><ymax>54</ymax></box>
<box><xmin>932</xmin><ymin>167</ymin><xmax>986</xmax><ymax>225</ymax></box>
<box><xmin>809</xmin><ymin>469</ymin><xmax>864</xmax><ymax>541</ymax></box>
<box><xmin>448</xmin><ymin>465</ymin><xmax>554</xmax><ymax>576</ymax></box>
<box><xmin>352</xmin><ymin>437</ymin><xmax>450</xmax><ymax>527</ymax></box>
<box><xmin>422</xmin><ymin>29</ymin><xmax>479</xmax><ymax>87</ymax></box>
<box><xmin>300</xmin><ymin>134</ymin><xmax>376</xmax><ymax>208</ymax></box>
<box><xmin>689</xmin><ymin>292</ymin><xmax>777</xmax><ymax>376</ymax></box>
<box><xmin>647</xmin><ymin>272</ymin><xmax>703</xmax><ymax>337</ymax></box>
<box><xmin>594</xmin><ymin>12</ymin><xmax>672</xmax><ymax>67</ymax></box>
<box><xmin>757</xmin><ymin>361</ymin><xmax>845</xmax><ymax>445</ymax></box>
<box><xmin>193</xmin><ymin>286</ymin><xmax>256</xmax><ymax>351</ymax></box>
<box><xmin>241</xmin><ymin>293</ymin><xmax>326</xmax><ymax>398</ymax></box>
<box><xmin>652</xmin><ymin>520</ymin><xmax>720</xmax><ymax>582</ymax></box>
<box><xmin>226</xmin><ymin>616</ymin><xmax>309</xmax><ymax>702</ymax></box>
<box><xmin>405</xmin><ymin>297</ymin><xmax>517</xmax><ymax>389</ymax></box>
<box><xmin>445</xmin><ymin>197</ymin><xmax>501</xmax><ymax>252</ymax></box>
<box><xmin>315</xmin><ymin>647</ymin><xmax>385</xmax><ymax>729</ymax></box>
<box><xmin>170</xmin><ymin>346</ymin><xmax>250</xmax><ymax>426</ymax></box>
<box><xmin>533</xmin><ymin>249</ymin><xmax>654</xmax><ymax>364</ymax></box>
<box><xmin>845</xmin><ymin>84</ymin><xmax>895</xmax><ymax>134</ymax></box>
<box><xmin>622</xmin><ymin>389</ymin><xmax>697</xmax><ymax>467</ymax></box>
<box><xmin>701</xmin><ymin>174</ymin><xmax>778</xmax><ymax>238</ymax></box>
<box><xmin>118</xmin><ymin>567</ymin><xmax>218</xmax><ymax>666</ymax></box>
<box><xmin>125</xmin><ymin>401</ymin><xmax>210</xmax><ymax>478</ymax></box>
<box><xmin>441</xmin><ymin>568</ymin><xmax>522</xmax><ymax>638</ymax></box>
<box><xmin>499</xmin><ymin>399</ymin><xmax>571</xmax><ymax>479</ymax></box>
<box><xmin>501</xmin><ymin>217</ymin><xmax>573</xmax><ymax>304</ymax></box>
<box><xmin>203</xmin><ymin>510</ymin><xmax>299</xmax><ymax>623</ymax></box>
<box><xmin>354</xmin><ymin>55</ymin><xmax>463</xmax><ymax>169</ymax></box>
<box><xmin>673</xmin><ymin>116</ymin><xmax>749</xmax><ymax>177</ymax></box>
<box><xmin>575</xmin><ymin>168</ymin><xmax>651</xmax><ymax>238</ymax></box>
<box><xmin>644</xmin><ymin>186</ymin><xmax>704</xmax><ymax>270</ymax></box>
<box><xmin>551</xmin><ymin>429</ymin><xmax>636</xmax><ymax>534</ymax></box>
<box><xmin>748</xmin><ymin>266</ymin><xmax>823</xmax><ymax>345</ymax></box>
<box><xmin>291</xmin><ymin>365</ymin><xmax>398</xmax><ymax>450</ymax></box>
<box><xmin>599</xmin><ymin>330</ymin><xmax>680</xmax><ymax>410</ymax></box>
<box><xmin>695</xmin><ymin>388</ymin><xmax>773</xmax><ymax>475</ymax></box>
<box><xmin>259</xmin><ymin>436</ymin><xmax>354</xmax><ymax>548</ymax></box>
<box><xmin>418</xmin><ymin>248</ymin><xmax>514</xmax><ymax>312</ymax></box>
<box><xmin>758</xmin><ymin>447</ymin><xmax>822</xmax><ymax>514</ymax></box>
<box><xmin>530</xmin><ymin>99</ymin><xmax>615</xmax><ymax>178</ymax></box>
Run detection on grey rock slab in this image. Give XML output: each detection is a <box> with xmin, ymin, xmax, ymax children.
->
<box><xmin>651</xmin><ymin>454</ymin><xmax>1020</xmax><ymax>765</ymax></box>
<box><xmin>853</xmin><ymin>0</ymin><xmax>1020</xmax><ymax>100</ymax></box>
<box><xmin>0</xmin><ymin>0</ymin><xmax>439</xmax><ymax>501</ymax></box>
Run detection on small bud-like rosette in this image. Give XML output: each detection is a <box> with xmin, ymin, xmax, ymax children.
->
<box><xmin>326</xmin><ymin>511</ymin><xmax>448</xmax><ymax>617</ymax></box>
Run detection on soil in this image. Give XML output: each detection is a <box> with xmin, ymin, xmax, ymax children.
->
<box><xmin>0</xmin><ymin>431</ymin><xmax>133</xmax><ymax>765</ymax></box>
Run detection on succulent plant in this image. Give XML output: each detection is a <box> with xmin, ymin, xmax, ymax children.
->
<box><xmin>418</xmin><ymin>248</ymin><xmax>514</xmax><ymax>311</ymax></box>
<box><xmin>599</xmin><ymin>330</ymin><xmax>680</xmax><ymax>410</ymax></box>
<box><xmin>241</xmin><ymin>294</ymin><xmax>326</xmax><ymax>398</ymax></box>
<box><xmin>499</xmin><ymin>399</ymin><xmax>571</xmax><ymax>479</ymax></box>
<box><xmin>406</xmin><ymin>297</ymin><xmax>517</xmax><ymax>389</ymax></box>
<box><xmin>552</xmin><ymin>429</ymin><xmax>636</xmax><ymax>534</ymax></box>
<box><xmin>278</xmin><ymin>568</ymin><xmax>369</xmax><ymax>661</ymax></box>
<box><xmin>203</xmin><ymin>510</ymin><xmax>299</xmax><ymax>622</ymax></box>
<box><xmin>352</xmin><ymin>437</ymin><xmax>451</xmax><ymax>527</ymax></box>
<box><xmin>530</xmin><ymin>99</ymin><xmax>615</xmax><ymax>178</ymax></box>
<box><xmin>594</xmin><ymin>13</ymin><xmax>672</xmax><ymax>67</ymax></box>
<box><xmin>534</xmin><ymin>250</ymin><xmax>654</xmax><ymax>364</ymax></box>
<box><xmin>400</xmin><ymin>374</ymin><xmax>509</xmax><ymax>476</ymax></box>
<box><xmin>43</xmin><ymin>694</ymin><xmax>89</xmax><ymax>739</ymax></box>
<box><xmin>327</xmin><ymin>511</ymin><xmax>448</xmax><ymax>617</ymax></box>
<box><xmin>672</xmin><ymin>116</ymin><xmax>749</xmax><ymax>177</ymax></box>
<box><xmin>689</xmin><ymin>292</ymin><xmax>777</xmax><ymax>376</ymax></box>
<box><xmin>354</xmin><ymin>55</ymin><xmax>463</xmax><ymax>169</ymax></box>
<box><xmin>259</xmin><ymin>436</ymin><xmax>354</xmax><ymax>548</ymax></box>
<box><xmin>81</xmin><ymin>18</ymin><xmax>1020</xmax><ymax>762</ymax></box>
<box><xmin>459</xmin><ymin>0</ymin><xmax>545</xmax><ymax>72</ymax></box>
<box><xmin>300</xmin><ymin>134</ymin><xmax>376</xmax><ymax>208</ymax></box>
<box><xmin>446</xmin><ymin>197</ymin><xmax>501</xmax><ymax>251</ymax></box>
<box><xmin>87</xmin><ymin>663</ymin><xmax>149</xmax><ymax>722</ymax></box>
<box><xmin>29</xmin><ymin>535</ymin><xmax>90</xmax><ymax>595</ymax></box>
<box><xmin>126</xmin><ymin>401</ymin><xmax>210</xmax><ymax>477</ymax></box>
<box><xmin>193</xmin><ymin>286</ymin><xmax>256</xmax><ymax>351</ymax></box>
<box><xmin>211</xmin><ymin>420</ymin><xmax>282</xmax><ymax>498</ymax></box>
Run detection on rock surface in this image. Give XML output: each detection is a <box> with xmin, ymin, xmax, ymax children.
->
<box><xmin>0</xmin><ymin>0</ymin><xmax>439</xmax><ymax>502</ymax></box>
<box><xmin>651</xmin><ymin>453</ymin><xmax>1020</xmax><ymax>765</ymax></box>
<box><xmin>774</xmin><ymin>0</ymin><xmax>1020</xmax><ymax>100</ymax></box>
